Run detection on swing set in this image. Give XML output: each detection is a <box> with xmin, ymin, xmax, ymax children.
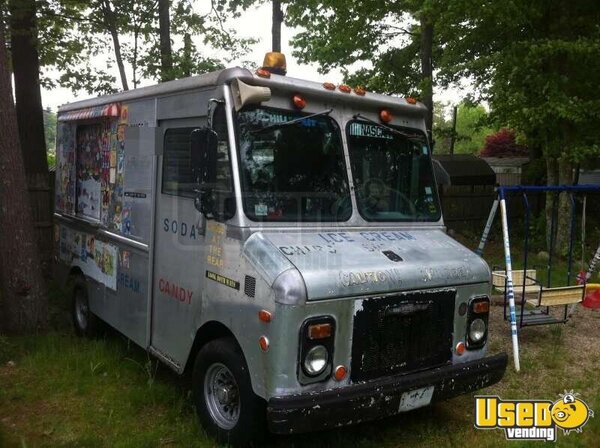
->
<box><xmin>477</xmin><ymin>184</ymin><xmax>600</xmax><ymax>371</ymax></box>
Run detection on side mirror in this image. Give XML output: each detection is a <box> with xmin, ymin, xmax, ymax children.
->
<box><xmin>190</xmin><ymin>128</ymin><xmax>218</xmax><ymax>217</ymax></box>
<box><xmin>191</xmin><ymin>128</ymin><xmax>218</xmax><ymax>184</ymax></box>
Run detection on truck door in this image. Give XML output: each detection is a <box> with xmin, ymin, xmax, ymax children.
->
<box><xmin>151</xmin><ymin>104</ymin><xmax>235</xmax><ymax>368</ymax></box>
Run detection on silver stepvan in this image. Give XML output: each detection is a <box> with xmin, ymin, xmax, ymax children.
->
<box><xmin>54</xmin><ymin>53</ymin><xmax>507</xmax><ymax>446</ymax></box>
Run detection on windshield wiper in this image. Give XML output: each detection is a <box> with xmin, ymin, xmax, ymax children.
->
<box><xmin>353</xmin><ymin>113</ymin><xmax>423</xmax><ymax>141</ymax></box>
<box><xmin>250</xmin><ymin>108</ymin><xmax>333</xmax><ymax>134</ymax></box>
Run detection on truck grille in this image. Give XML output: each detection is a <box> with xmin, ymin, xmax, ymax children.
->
<box><xmin>350</xmin><ymin>289</ymin><xmax>455</xmax><ymax>382</ymax></box>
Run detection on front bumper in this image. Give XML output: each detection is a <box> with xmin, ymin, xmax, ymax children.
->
<box><xmin>267</xmin><ymin>352</ymin><xmax>508</xmax><ymax>434</ymax></box>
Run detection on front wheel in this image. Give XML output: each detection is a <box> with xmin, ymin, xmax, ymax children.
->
<box><xmin>192</xmin><ymin>338</ymin><xmax>266</xmax><ymax>447</ymax></box>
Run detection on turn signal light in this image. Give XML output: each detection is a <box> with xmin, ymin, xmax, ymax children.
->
<box><xmin>456</xmin><ymin>341</ymin><xmax>466</xmax><ymax>355</ymax></box>
<box><xmin>259</xmin><ymin>336</ymin><xmax>269</xmax><ymax>352</ymax></box>
<box><xmin>256</xmin><ymin>68</ymin><xmax>271</xmax><ymax>78</ymax></box>
<box><xmin>258</xmin><ymin>309</ymin><xmax>272</xmax><ymax>322</ymax></box>
<box><xmin>308</xmin><ymin>323</ymin><xmax>332</xmax><ymax>340</ymax></box>
<box><xmin>323</xmin><ymin>82</ymin><xmax>336</xmax><ymax>90</ymax></box>
<box><xmin>473</xmin><ymin>301</ymin><xmax>490</xmax><ymax>314</ymax></box>
<box><xmin>334</xmin><ymin>365</ymin><xmax>347</xmax><ymax>381</ymax></box>
<box><xmin>405</xmin><ymin>97</ymin><xmax>417</xmax><ymax>104</ymax></box>
<box><xmin>379</xmin><ymin>109</ymin><xmax>392</xmax><ymax>123</ymax></box>
<box><xmin>338</xmin><ymin>84</ymin><xmax>352</xmax><ymax>93</ymax></box>
<box><xmin>292</xmin><ymin>94</ymin><xmax>306</xmax><ymax>109</ymax></box>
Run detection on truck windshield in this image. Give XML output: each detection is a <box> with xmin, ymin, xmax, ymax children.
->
<box><xmin>238</xmin><ymin>106</ymin><xmax>351</xmax><ymax>221</ymax></box>
<box><xmin>346</xmin><ymin>120</ymin><xmax>441</xmax><ymax>222</ymax></box>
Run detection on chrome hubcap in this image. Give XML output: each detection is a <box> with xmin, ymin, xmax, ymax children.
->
<box><xmin>204</xmin><ymin>363</ymin><xmax>240</xmax><ymax>429</ymax></box>
<box><xmin>75</xmin><ymin>290</ymin><xmax>88</xmax><ymax>329</ymax></box>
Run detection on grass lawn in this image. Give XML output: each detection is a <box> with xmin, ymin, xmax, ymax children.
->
<box><xmin>1</xmin><ymin>301</ymin><xmax>599</xmax><ymax>447</ymax></box>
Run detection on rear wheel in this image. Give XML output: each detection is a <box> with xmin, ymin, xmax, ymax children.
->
<box><xmin>71</xmin><ymin>276</ymin><xmax>99</xmax><ymax>337</ymax></box>
<box><xmin>193</xmin><ymin>338</ymin><xmax>266</xmax><ymax>447</ymax></box>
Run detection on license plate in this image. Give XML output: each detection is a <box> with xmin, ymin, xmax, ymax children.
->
<box><xmin>399</xmin><ymin>386</ymin><xmax>434</xmax><ymax>412</ymax></box>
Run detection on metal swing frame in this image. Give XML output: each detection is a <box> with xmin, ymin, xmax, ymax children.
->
<box><xmin>477</xmin><ymin>184</ymin><xmax>600</xmax><ymax>372</ymax></box>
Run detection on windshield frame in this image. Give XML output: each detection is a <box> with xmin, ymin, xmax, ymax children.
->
<box><xmin>234</xmin><ymin>105</ymin><xmax>352</xmax><ymax>223</ymax></box>
<box><xmin>345</xmin><ymin>119</ymin><xmax>442</xmax><ymax>223</ymax></box>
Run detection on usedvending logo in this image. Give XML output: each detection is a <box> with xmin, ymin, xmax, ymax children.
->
<box><xmin>475</xmin><ymin>391</ymin><xmax>594</xmax><ymax>441</ymax></box>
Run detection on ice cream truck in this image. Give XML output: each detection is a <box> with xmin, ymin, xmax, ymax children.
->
<box><xmin>53</xmin><ymin>53</ymin><xmax>507</xmax><ymax>446</ymax></box>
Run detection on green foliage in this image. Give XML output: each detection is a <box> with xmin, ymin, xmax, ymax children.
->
<box><xmin>432</xmin><ymin>102</ymin><xmax>453</xmax><ymax>153</ymax></box>
<box><xmin>37</xmin><ymin>0</ymin><xmax>118</xmax><ymax>95</ymax></box>
<box><xmin>454</xmin><ymin>104</ymin><xmax>496</xmax><ymax>154</ymax></box>
<box><xmin>284</xmin><ymin>0</ymin><xmax>444</xmax><ymax>97</ymax></box>
<box><xmin>32</xmin><ymin>0</ymin><xmax>256</xmax><ymax>94</ymax></box>
<box><xmin>432</xmin><ymin>102</ymin><xmax>496</xmax><ymax>154</ymax></box>
<box><xmin>135</xmin><ymin>0</ymin><xmax>256</xmax><ymax>83</ymax></box>
<box><xmin>436</xmin><ymin>0</ymin><xmax>600</xmax><ymax>167</ymax></box>
<box><xmin>43</xmin><ymin>108</ymin><xmax>56</xmax><ymax>151</ymax></box>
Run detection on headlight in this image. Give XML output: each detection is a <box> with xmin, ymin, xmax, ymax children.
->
<box><xmin>466</xmin><ymin>296</ymin><xmax>490</xmax><ymax>350</ymax></box>
<box><xmin>303</xmin><ymin>345</ymin><xmax>329</xmax><ymax>376</ymax></box>
<box><xmin>298</xmin><ymin>316</ymin><xmax>335</xmax><ymax>384</ymax></box>
<box><xmin>469</xmin><ymin>318</ymin><xmax>486</xmax><ymax>343</ymax></box>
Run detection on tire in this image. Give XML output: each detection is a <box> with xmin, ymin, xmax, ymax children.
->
<box><xmin>192</xmin><ymin>338</ymin><xmax>266</xmax><ymax>447</ymax></box>
<box><xmin>71</xmin><ymin>276</ymin><xmax>99</xmax><ymax>337</ymax></box>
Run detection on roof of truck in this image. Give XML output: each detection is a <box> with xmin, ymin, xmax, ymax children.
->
<box><xmin>58</xmin><ymin>66</ymin><xmax>427</xmax><ymax>118</ymax></box>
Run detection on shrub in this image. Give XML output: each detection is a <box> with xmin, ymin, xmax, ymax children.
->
<box><xmin>480</xmin><ymin>128</ymin><xmax>528</xmax><ymax>157</ymax></box>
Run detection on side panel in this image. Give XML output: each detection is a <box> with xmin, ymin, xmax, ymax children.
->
<box><xmin>55</xmin><ymin>98</ymin><xmax>156</xmax><ymax>348</ymax></box>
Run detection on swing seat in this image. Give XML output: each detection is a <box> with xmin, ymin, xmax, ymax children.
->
<box><xmin>492</xmin><ymin>270</ymin><xmax>539</xmax><ymax>293</ymax></box>
<box><xmin>529</xmin><ymin>285</ymin><xmax>585</xmax><ymax>307</ymax></box>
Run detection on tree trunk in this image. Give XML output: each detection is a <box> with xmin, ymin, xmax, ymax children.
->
<box><xmin>8</xmin><ymin>0</ymin><xmax>53</xmax><ymax>276</ymax></box>
<box><xmin>555</xmin><ymin>156</ymin><xmax>575</xmax><ymax>257</ymax></box>
<box><xmin>545</xmin><ymin>156</ymin><xmax>558</xmax><ymax>251</ymax></box>
<box><xmin>8</xmin><ymin>0</ymin><xmax>48</xmax><ymax>175</ymax></box>
<box><xmin>102</xmin><ymin>0</ymin><xmax>129</xmax><ymax>90</ymax></box>
<box><xmin>158</xmin><ymin>0</ymin><xmax>173</xmax><ymax>81</ymax></box>
<box><xmin>419</xmin><ymin>16</ymin><xmax>434</xmax><ymax>136</ymax></box>
<box><xmin>181</xmin><ymin>33</ymin><xmax>192</xmax><ymax>77</ymax></box>
<box><xmin>272</xmin><ymin>0</ymin><xmax>283</xmax><ymax>52</ymax></box>
<box><xmin>0</xmin><ymin>13</ymin><xmax>48</xmax><ymax>333</ymax></box>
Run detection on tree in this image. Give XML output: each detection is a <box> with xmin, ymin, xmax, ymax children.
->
<box><xmin>8</xmin><ymin>0</ymin><xmax>53</xmax><ymax>273</ymax></box>
<box><xmin>285</xmin><ymin>0</ymin><xmax>448</xmax><ymax>134</ymax></box>
<box><xmin>480</xmin><ymin>128</ymin><xmax>528</xmax><ymax>158</ymax></box>
<box><xmin>33</xmin><ymin>0</ymin><xmax>254</xmax><ymax>96</ymax></box>
<box><xmin>271</xmin><ymin>0</ymin><xmax>283</xmax><ymax>52</ymax></box>
<box><xmin>97</xmin><ymin>0</ymin><xmax>130</xmax><ymax>90</ymax></box>
<box><xmin>158</xmin><ymin>0</ymin><xmax>173</xmax><ymax>82</ymax></box>
<box><xmin>454</xmin><ymin>104</ymin><xmax>496</xmax><ymax>154</ymax></box>
<box><xmin>437</xmin><ymin>0</ymin><xmax>600</xmax><ymax>254</ymax></box>
<box><xmin>38</xmin><ymin>0</ymin><xmax>118</xmax><ymax>95</ymax></box>
<box><xmin>432</xmin><ymin>102</ymin><xmax>496</xmax><ymax>154</ymax></box>
<box><xmin>8</xmin><ymin>0</ymin><xmax>48</xmax><ymax>175</ymax></box>
<box><xmin>0</xmin><ymin>11</ymin><xmax>48</xmax><ymax>333</ymax></box>
<box><xmin>43</xmin><ymin>108</ymin><xmax>57</xmax><ymax>169</ymax></box>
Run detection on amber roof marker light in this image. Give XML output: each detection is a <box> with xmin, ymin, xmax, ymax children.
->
<box><xmin>292</xmin><ymin>94</ymin><xmax>307</xmax><ymax>110</ymax></box>
<box><xmin>261</xmin><ymin>52</ymin><xmax>287</xmax><ymax>76</ymax></box>
<box><xmin>379</xmin><ymin>109</ymin><xmax>393</xmax><ymax>123</ymax></box>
